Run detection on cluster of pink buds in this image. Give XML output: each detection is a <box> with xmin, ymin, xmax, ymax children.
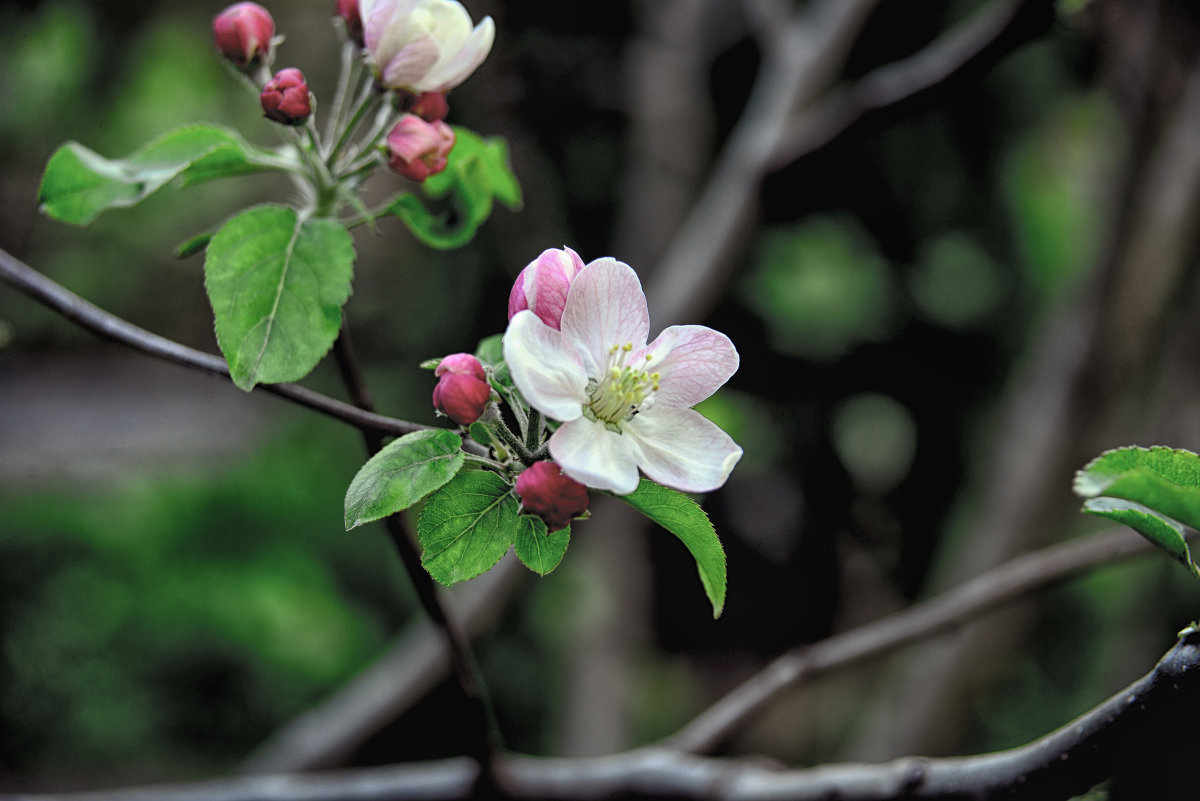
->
<box><xmin>431</xmin><ymin>353</ymin><xmax>492</xmax><ymax>426</ymax></box>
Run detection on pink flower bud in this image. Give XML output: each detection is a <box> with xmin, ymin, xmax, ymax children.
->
<box><xmin>335</xmin><ymin>0</ymin><xmax>364</xmax><ymax>45</ymax></box>
<box><xmin>386</xmin><ymin>114</ymin><xmax>456</xmax><ymax>182</ymax></box>
<box><xmin>260</xmin><ymin>68</ymin><xmax>312</xmax><ymax>125</ymax></box>
<box><xmin>409</xmin><ymin>91</ymin><xmax>450</xmax><ymax>122</ymax></box>
<box><xmin>213</xmin><ymin>2</ymin><xmax>275</xmax><ymax>68</ymax></box>
<box><xmin>516</xmin><ymin>461</ymin><xmax>590</xmax><ymax>532</ymax></box>
<box><xmin>507</xmin><ymin>247</ymin><xmax>586</xmax><ymax>330</ymax></box>
<box><xmin>432</xmin><ymin>353</ymin><xmax>490</xmax><ymax>425</ymax></box>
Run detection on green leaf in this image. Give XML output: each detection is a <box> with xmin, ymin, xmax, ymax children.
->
<box><xmin>205</xmin><ymin>205</ymin><xmax>355</xmax><ymax>391</ymax></box>
<box><xmin>616</xmin><ymin>479</ymin><xmax>727</xmax><ymax>618</ymax></box>
<box><xmin>418</xmin><ymin>470</ymin><xmax>518</xmax><ymax>585</ymax></box>
<box><xmin>514</xmin><ymin>516</ymin><xmax>570</xmax><ymax>576</ymax></box>
<box><xmin>176</xmin><ymin>232</ymin><xmax>212</xmax><ymax>259</ymax></box>
<box><xmin>1081</xmin><ymin>497</ymin><xmax>1198</xmax><ymax>576</ymax></box>
<box><xmin>344</xmin><ymin>429</ymin><xmax>466</xmax><ymax>530</ymax></box>
<box><xmin>1074</xmin><ymin>446</ymin><xmax>1200</xmax><ymax>577</ymax></box>
<box><xmin>39</xmin><ymin>123</ymin><xmax>293</xmax><ymax>225</ymax></box>
<box><xmin>384</xmin><ymin>127</ymin><xmax>522</xmax><ymax>249</ymax></box>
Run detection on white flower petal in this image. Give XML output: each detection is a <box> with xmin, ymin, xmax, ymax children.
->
<box><xmin>503</xmin><ymin>310</ymin><xmax>588</xmax><ymax>421</ymax></box>
<box><xmin>640</xmin><ymin>325</ymin><xmax>739</xmax><ymax>409</ymax></box>
<box><xmin>560</xmin><ymin>257</ymin><xmax>650</xmax><ymax>368</ymax></box>
<box><xmin>549</xmin><ymin>419</ymin><xmax>642</xmax><ymax>494</ymax></box>
<box><xmin>417</xmin><ymin>15</ymin><xmax>494</xmax><ymax>92</ymax></box>
<box><xmin>625</xmin><ymin>407</ymin><xmax>742</xmax><ymax>493</ymax></box>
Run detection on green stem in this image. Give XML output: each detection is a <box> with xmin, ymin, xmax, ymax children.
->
<box><xmin>328</xmin><ymin>82</ymin><xmax>383</xmax><ymax>172</ymax></box>
<box><xmin>488</xmin><ymin>418</ymin><xmax>537</xmax><ymax>465</ymax></box>
<box><xmin>323</xmin><ymin>41</ymin><xmax>359</xmax><ymax>153</ymax></box>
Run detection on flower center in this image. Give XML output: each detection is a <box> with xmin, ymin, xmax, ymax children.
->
<box><xmin>586</xmin><ymin>343</ymin><xmax>659</xmax><ymax>428</ymax></box>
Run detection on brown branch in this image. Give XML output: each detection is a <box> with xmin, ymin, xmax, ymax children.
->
<box><xmin>12</xmin><ymin>627</ymin><xmax>1200</xmax><ymax>801</ymax></box>
<box><xmin>0</xmin><ymin>247</ymin><xmax>427</xmax><ymax>439</ymax></box>
<box><xmin>664</xmin><ymin>526</ymin><xmax>1174</xmax><ymax>754</ymax></box>
<box><xmin>768</xmin><ymin>0</ymin><xmax>1056</xmax><ymax>169</ymax></box>
<box><xmin>329</xmin><ymin>325</ymin><xmax>504</xmax><ymax>776</ymax></box>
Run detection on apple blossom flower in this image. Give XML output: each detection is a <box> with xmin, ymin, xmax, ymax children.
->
<box><xmin>213</xmin><ymin>2</ymin><xmax>275</xmax><ymax>69</ymax></box>
<box><xmin>386</xmin><ymin>114</ymin><xmax>456</xmax><ymax>181</ymax></box>
<box><xmin>503</xmin><ymin>258</ymin><xmax>743</xmax><ymax>495</ymax></box>
<box><xmin>432</xmin><ymin>352</ymin><xmax>491</xmax><ymax>425</ymax></box>
<box><xmin>508</xmin><ymin>247</ymin><xmax>586</xmax><ymax>331</ymax></box>
<box><xmin>516</xmin><ymin>461</ymin><xmax>590</xmax><ymax>532</ymax></box>
<box><xmin>360</xmin><ymin>0</ymin><xmax>495</xmax><ymax>93</ymax></box>
<box><xmin>260</xmin><ymin>68</ymin><xmax>312</xmax><ymax>125</ymax></box>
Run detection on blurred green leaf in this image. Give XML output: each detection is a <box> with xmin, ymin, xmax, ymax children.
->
<box><xmin>1074</xmin><ymin>446</ymin><xmax>1200</xmax><ymax>577</ymax></box>
<box><xmin>616</xmin><ymin>479</ymin><xmax>726</xmax><ymax>618</ymax></box>
<box><xmin>1004</xmin><ymin>94</ymin><xmax>1117</xmax><ymax>303</ymax></box>
<box><xmin>418</xmin><ymin>470</ymin><xmax>518</xmax><ymax>585</ymax></box>
<box><xmin>344</xmin><ymin>429</ymin><xmax>466</xmax><ymax>530</ymax></box>
<box><xmin>743</xmin><ymin>216</ymin><xmax>893</xmax><ymax>360</ymax></box>
<box><xmin>384</xmin><ymin>127</ymin><xmax>522</xmax><ymax>249</ymax></box>
<box><xmin>205</xmin><ymin>205</ymin><xmax>355</xmax><ymax>390</ymax></box>
<box><xmin>908</xmin><ymin>232</ymin><xmax>1005</xmax><ymax>329</ymax></box>
<box><xmin>38</xmin><ymin>124</ymin><xmax>294</xmax><ymax>225</ymax></box>
<box><xmin>514</xmin><ymin>515</ymin><xmax>570</xmax><ymax>576</ymax></box>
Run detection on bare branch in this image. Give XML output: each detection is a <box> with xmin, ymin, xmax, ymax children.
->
<box><xmin>0</xmin><ymin>247</ymin><xmax>446</xmax><ymax>442</ymax></box>
<box><xmin>12</xmin><ymin>629</ymin><xmax>1200</xmax><ymax>801</ymax></box>
<box><xmin>666</xmin><ymin>526</ymin><xmax>1173</xmax><ymax>754</ymax></box>
<box><xmin>769</xmin><ymin>0</ymin><xmax>1057</xmax><ymax>169</ymax></box>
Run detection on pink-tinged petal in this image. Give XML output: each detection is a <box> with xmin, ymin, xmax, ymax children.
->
<box><xmin>503</xmin><ymin>311</ymin><xmax>589</xmax><ymax>421</ymax></box>
<box><xmin>640</xmin><ymin>325</ymin><xmax>739</xmax><ymax>408</ymax></box>
<box><xmin>508</xmin><ymin>247</ymin><xmax>585</xmax><ymax>329</ymax></box>
<box><xmin>416</xmin><ymin>15</ymin><xmax>494</xmax><ymax>91</ymax></box>
<box><xmin>362</xmin><ymin>0</ymin><xmax>399</xmax><ymax>51</ymax></box>
<box><xmin>625</xmin><ymin>407</ymin><xmax>742</xmax><ymax>493</ymax></box>
<box><xmin>380</xmin><ymin>35</ymin><xmax>441</xmax><ymax>88</ymax></box>
<box><xmin>560</xmin><ymin>257</ymin><xmax>650</xmax><ymax>367</ymax></box>
<box><xmin>549</xmin><ymin>419</ymin><xmax>642</xmax><ymax>494</ymax></box>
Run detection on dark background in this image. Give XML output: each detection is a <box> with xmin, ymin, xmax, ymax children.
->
<box><xmin>2</xmin><ymin>0</ymin><xmax>1199</xmax><ymax>796</ymax></box>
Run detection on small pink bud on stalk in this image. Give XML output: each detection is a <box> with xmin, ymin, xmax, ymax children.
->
<box><xmin>508</xmin><ymin>247</ymin><xmax>586</xmax><ymax>330</ymax></box>
<box><xmin>432</xmin><ymin>353</ymin><xmax>491</xmax><ymax>425</ymax></box>
<box><xmin>213</xmin><ymin>2</ymin><xmax>275</xmax><ymax>69</ymax></box>
<box><xmin>516</xmin><ymin>461</ymin><xmax>590</xmax><ymax>532</ymax></box>
<box><xmin>335</xmin><ymin>0</ymin><xmax>364</xmax><ymax>45</ymax></box>
<box><xmin>386</xmin><ymin>114</ymin><xmax>456</xmax><ymax>182</ymax></box>
<box><xmin>260</xmin><ymin>68</ymin><xmax>312</xmax><ymax>125</ymax></box>
<box><xmin>399</xmin><ymin>90</ymin><xmax>450</xmax><ymax>123</ymax></box>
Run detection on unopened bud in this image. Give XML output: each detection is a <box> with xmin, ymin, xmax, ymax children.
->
<box><xmin>516</xmin><ymin>461</ymin><xmax>590</xmax><ymax>532</ymax></box>
<box><xmin>260</xmin><ymin>68</ymin><xmax>312</xmax><ymax>125</ymax></box>
<box><xmin>213</xmin><ymin>2</ymin><xmax>275</xmax><ymax>69</ymax></box>
<box><xmin>402</xmin><ymin>91</ymin><xmax>450</xmax><ymax>122</ymax></box>
<box><xmin>432</xmin><ymin>353</ymin><xmax>490</xmax><ymax>425</ymax></box>
<box><xmin>508</xmin><ymin>247</ymin><xmax>587</xmax><ymax>330</ymax></box>
<box><xmin>335</xmin><ymin>0</ymin><xmax>364</xmax><ymax>45</ymax></box>
<box><xmin>386</xmin><ymin>114</ymin><xmax>456</xmax><ymax>182</ymax></box>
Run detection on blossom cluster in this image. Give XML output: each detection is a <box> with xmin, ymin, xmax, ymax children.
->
<box><xmin>430</xmin><ymin>248</ymin><xmax>742</xmax><ymax>533</ymax></box>
<box><xmin>211</xmin><ymin>0</ymin><xmax>493</xmax><ymax>182</ymax></box>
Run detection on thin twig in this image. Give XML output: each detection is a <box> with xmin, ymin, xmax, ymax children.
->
<box><xmin>13</xmin><ymin>628</ymin><xmax>1200</xmax><ymax>800</ymax></box>
<box><xmin>0</xmin><ymin>247</ymin><xmax>425</xmax><ymax>439</ymax></box>
<box><xmin>331</xmin><ymin>318</ymin><xmax>505</xmax><ymax>778</ymax></box>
